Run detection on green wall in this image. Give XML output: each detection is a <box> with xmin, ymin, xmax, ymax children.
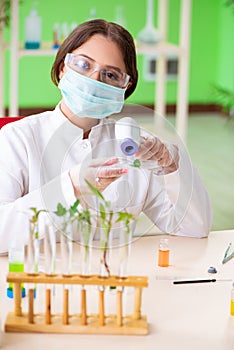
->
<box><xmin>3</xmin><ymin>0</ymin><xmax>233</xmax><ymax>109</ymax></box>
<box><xmin>217</xmin><ymin>1</ymin><xmax>234</xmax><ymax>90</ymax></box>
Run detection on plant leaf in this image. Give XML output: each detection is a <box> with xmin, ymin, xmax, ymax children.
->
<box><xmin>99</xmin><ymin>203</ymin><xmax>106</xmax><ymax>220</ymax></box>
<box><xmin>69</xmin><ymin>199</ymin><xmax>80</xmax><ymax>216</ymax></box>
<box><xmin>29</xmin><ymin>207</ymin><xmax>46</xmax><ymax>223</ymax></box>
<box><xmin>54</xmin><ymin>202</ymin><xmax>67</xmax><ymax>216</ymax></box>
<box><xmin>116</xmin><ymin>211</ymin><xmax>135</xmax><ymax>222</ymax></box>
<box><xmin>132</xmin><ymin>159</ymin><xmax>141</xmax><ymax>168</ymax></box>
<box><xmin>85</xmin><ymin>179</ymin><xmax>105</xmax><ymax>201</ymax></box>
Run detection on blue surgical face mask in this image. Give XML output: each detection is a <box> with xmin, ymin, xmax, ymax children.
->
<box><xmin>58</xmin><ymin>64</ymin><xmax>126</xmax><ymax>119</ymax></box>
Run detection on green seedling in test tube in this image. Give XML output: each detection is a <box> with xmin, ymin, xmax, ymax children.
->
<box><xmin>85</xmin><ymin>180</ymin><xmax>135</xmax><ymax>278</ymax></box>
<box><xmin>132</xmin><ymin>159</ymin><xmax>141</xmax><ymax>168</ymax></box>
<box><xmin>28</xmin><ymin>207</ymin><xmax>46</xmax><ymax>297</ymax></box>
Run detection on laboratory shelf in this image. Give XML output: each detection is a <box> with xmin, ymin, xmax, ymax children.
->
<box><xmin>136</xmin><ymin>42</ymin><xmax>184</xmax><ymax>56</ymax></box>
<box><xmin>3</xmin><ymin>0</ymin><xmax>191</xmax><ymax>143</ymax></box>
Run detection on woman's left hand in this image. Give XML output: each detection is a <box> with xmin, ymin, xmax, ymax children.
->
<box><xmin>136</xmin><ymin>136</ymin><xmax>179</xmax><ymax>174</ymax></box>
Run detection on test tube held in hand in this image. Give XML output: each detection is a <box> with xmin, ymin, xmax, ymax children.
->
<box><xmin>115</xmin><ymin>117</ymin><xmax>140</xmax><ymax>156</ymax></box>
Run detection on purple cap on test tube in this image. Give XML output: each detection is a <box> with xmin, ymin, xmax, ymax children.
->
<box><xmin>120</xmin><ymin>138</ymin><xmax>139</xmax><ymax>156</ymax></box>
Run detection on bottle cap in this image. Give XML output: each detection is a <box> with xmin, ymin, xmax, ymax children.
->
<box><xmin>159</xmin><ymin>238</ymin><xmax>169</xmax><ymax>245</ymax></box>
<box><xmin>120</xmin><ymin>138</ymin><xmax>139</xmax><ymax>155</ymax></box>
<box><xmin>7</xmin><ymin>287</ymin><xmax>26</xmax><ymax>298</ymax></box>
<box><xmin>207</xmin><ymin>266</ymin><xmax>217</xmax><ymax>274</ymax></box>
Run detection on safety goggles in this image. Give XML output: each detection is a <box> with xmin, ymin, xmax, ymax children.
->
<box><xmin>65</xmin><ymin>53</ymin><xmax>130</xmax><ymax>88</ymax></box>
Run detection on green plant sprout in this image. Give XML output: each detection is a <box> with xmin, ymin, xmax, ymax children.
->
<box><xmin>212</xmin><ymin>85</ymin><xmax>234</xmax><ymax>123</ymax></box>
<box><xmin>116</xmin><ymin>211</ymin><xmax>135</xmax><ymax>236</ymax></box>
<box><xmin>54</xmin><ymin>200</ymin><xmax>93</xmax><ymax>275</ymax></box>
<box><xmin>77</xmin><ymin>207</ymin><xmax>92</xmax><ymax>263</ymax></box>
<box><xmin>116</xmin><ymin>211</ymin><xmax>135</xmax><ymax>276</ymax></box>
<box><xmin>54</xmin><ymin>200</ymin><xmax>80</xmax><ymax>236</ymax></box>
<box><xmin>54</xmin><ymin>201</ymin><xmax>80</xmax><ymax>275</ymax></box>
<box><xmin>85</xmin><ymin>179</ymin><xmax>135</xmax><ymax>277</ymax></box>
<box><xmin>28</xmin><ymin>207</ymin><xmax>46</xmax><ymax>274</ymax></box>
<box><xmin>132</xmin><ymin>159</ymin><xmax>141</xmax><ymax>168</ymax></box>
<box><xmin>85</xmin><ymin>180</ymin><xmax>113</xmax><ymax>277</ymax></box>
<box><xmin>29</xmin><ymin>207</ymin><xmax>46</xmax><ymax>239</ymax></box>
<box><xmin>54</xmin><ymin>199</ymin><xmax>92</xmax><ymax>243</ymax></box>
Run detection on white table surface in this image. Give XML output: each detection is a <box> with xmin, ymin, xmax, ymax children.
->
<box><xmin>1</xmin><ymin>230</ymin><xmax>234</xmax><ymax>350</ymax></box>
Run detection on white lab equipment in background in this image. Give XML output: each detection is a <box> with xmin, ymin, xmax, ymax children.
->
<box><xmin>137</xmin><ymin>0</ymin><xmax>161</xmax><ymax>44</ymax></box>
<box><xmin>24</xmin><ymin>2</ymin><xmax>42</xmax><ymax>49</ymax></box>
<box><xmin>114</xmin><ymin>5</ymin><xmax>127</xmax><ymax>28</ymax></box>
<box><xmin>52</xmin><ymin>22</ymin><xmax>60</xmax><ymax>49</ymax></box>
<box><xmin>8</xmin><ymin>0</ymin><xmax>191</xmax><ymax>145</ymax></box>
<box><xmin>143</xmin><ymin>54</ymin><xmax>178</xmax><ymax>82</ymax></box>
<box><xmin>87</xmin><ymin>8</ymin><xmax>97</xmax><ymax>21</ymax></box>
<box><xmin>61</xmin><ymin>22</ymin><xmax>69</xmax><ymax>42</ymax></box>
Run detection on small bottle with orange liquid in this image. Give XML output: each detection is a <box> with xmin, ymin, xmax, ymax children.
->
<box><xmin>158</xmin><ymin>238</ymin><xmax>170</xmax><ymax>267</ymax></box>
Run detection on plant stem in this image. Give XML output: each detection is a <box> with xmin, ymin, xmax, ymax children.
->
<box><xmin>103</xmin><ymin>241</ymin><xmax>110</xmax><ymax>277</ymax></box>
<box><xmin>101</xmin><ymin>211</ymin><xmax>113</xmax><ymax>277</ymax></box>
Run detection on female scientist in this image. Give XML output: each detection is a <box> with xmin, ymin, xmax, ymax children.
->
<box><xmin>0</xmin><ymin>19</ymin><xmax>212</xmax><ymax>253</ymax></box>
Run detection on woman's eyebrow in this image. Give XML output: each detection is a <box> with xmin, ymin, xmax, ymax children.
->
<box><xmin>76</xmin><ymin>54</ymin><xmax>122</xmax><ymax>72</ymax></box>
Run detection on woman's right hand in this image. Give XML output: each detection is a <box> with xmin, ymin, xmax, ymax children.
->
<box><xmin>69</xmin><ymin>157</ymin><xmax>128</xmax><ymax>200</ymax></box>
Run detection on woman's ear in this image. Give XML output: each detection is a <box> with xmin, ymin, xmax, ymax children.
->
<box><xmin>59</xmin><ymin>62</ymin><xmax>66</xmax><ymax>80</ymax></box>
<box><xmin>126</xmin><ymin>81</ymin><xmax>132</xmax><ymax>90</ymax></box>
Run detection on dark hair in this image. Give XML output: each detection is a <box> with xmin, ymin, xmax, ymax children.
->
<box><xmin>51</xmin><ymin>19</ymin><xmax>138</xmax><ymax>99</ymax></box>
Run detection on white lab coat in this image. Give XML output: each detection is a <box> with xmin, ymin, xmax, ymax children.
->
<box><xmin>0</xmin><ymin>104</ymin><xmax>212</xmax><ymax>253</ymax></box>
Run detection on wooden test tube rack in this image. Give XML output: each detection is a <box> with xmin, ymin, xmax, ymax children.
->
<box><xmin>5</xmin><ymin>272</ymin><xmax>149</xmax><ymax>335</ymax></box>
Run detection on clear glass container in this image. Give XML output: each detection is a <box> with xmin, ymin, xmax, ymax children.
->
<box><xmin>27</xmin><ymin>221</ymin><xmax>40</xmax><ymax>274</ymax></box>
<box><xmin>230</xmin><ymin>282</ymin><xmax>234</xmax><ymax>316</ymax></box>
<box><xmin>78</xmin><ymin>220</ymin><xmax>93</xmax><ymax>276</ymax></box>
<box><xmin>44</xmin><ymin>223</ymin><xmax>56</xmax><ymax>275</ymax></box>
<box><xmin>158</xmin><ymin>238</ymin><xmax>170</xmax><ymax>267</ymax></box>
<box><xmin>117</xmin><ymin>157</ymin><xmax>163</xmax><ymax>174</ymax></box>
<box><xmin>7</xmin><ymin>245</ymin><xmax>25</xmax><ymax>298</ymax></box>
<box><xmin>60</xmin><ymin>221</ymin><xmax>73</xmax><ymax>276</ymax></box>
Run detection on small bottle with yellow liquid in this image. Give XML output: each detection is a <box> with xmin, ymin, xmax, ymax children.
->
<box><xmin>158</xmin><ymin>238</ymin><xmax>170</xmax><ymax>267</ymax></box>
<box><xmin>230</xmin><ymin>282</ymin><xmax>234</xmax><ymax>316</ymax></box>
<box><xmin>7</xmin><ymin>245</ymin><xmax>26</xmax><ymax>298</ymax></box>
